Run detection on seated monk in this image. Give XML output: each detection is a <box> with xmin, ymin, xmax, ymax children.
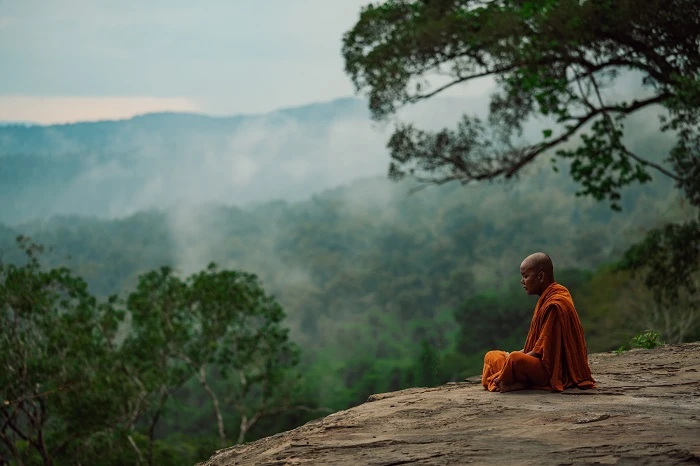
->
<box><xmin>482</xmin><ymin>252</ymin><xmax>596</xmax><ymax>393</ymax></box>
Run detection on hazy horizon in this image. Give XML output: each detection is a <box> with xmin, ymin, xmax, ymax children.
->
<box><xmin>0</xmin><ymin>95</ymin><xmax>363</xmax><ymax>127</ymax></box>
<box><xmin>0</xmin><ymin>0</ymin><xmax>495</xmax><ymax>124</ymax></box>
<box><xmin>0</xmin><ymin>94</ymin><xmax>504</xmax><ymax>225</ymax></box>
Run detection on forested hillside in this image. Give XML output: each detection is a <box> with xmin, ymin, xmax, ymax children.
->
<box><xmin>2</xmin><ymin>158</ymin><xmax>696</xmax><ymax>465</ymax></box>
<box><xmin>1</xmin><ymin>164</ymin><xmax>684</xmax><ymax>330</ymax></box>
<box><xmin>4</xmin><ymin>0</ymin><xmax>700</xmax><ymax>464</ymax></box>
<box><xmin>2</xmin><ymin>107</ymin><xmax>697</xmax><ymax>464</ymax></box>
<box><xmin>0</xmin><ymin>97</ymin><xmax>481</xmax><ymax>224</ymax></box>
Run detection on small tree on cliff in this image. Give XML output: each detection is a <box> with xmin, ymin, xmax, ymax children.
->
<box><xmin>342</xmin><ymin>0</ymin><xmax>700</xmax><ymax>303</ymax></box>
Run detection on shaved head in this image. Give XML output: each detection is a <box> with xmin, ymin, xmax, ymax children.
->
<box><xmin>520</xmin><ymin>252</ymin><xmax>555</xmax><ymax>295</ymax></box>
<box><xmin>522</xmin><ymin>252</ymin><xmax>554</xmax><ymax>279</ymax></box>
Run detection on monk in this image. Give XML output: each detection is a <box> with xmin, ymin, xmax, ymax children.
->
<box><xmin>482</xmin><ymin>252</ymin><xmax>596</xmax><ymax>393</ymax></box>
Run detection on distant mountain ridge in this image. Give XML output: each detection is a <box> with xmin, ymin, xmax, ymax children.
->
<box><xmin>1</xmin><ymin>96</ymin><xmax>471</xmax><ymax>224</ymax></box>
<box><xmin>0</xmin><ymin>121</ymin><xmax>36</xmax><ymax>127</ymax></box>
<box><xmin>0</xmin><ymin>97</ymin><xmax>372</xmax><ymax>153</ymax></box>
<box><xmin>0</xmin><ymin>97</ymin><xmax>369</xmax><ymax>129</ymax></box>
<box><xmin>0</xmin><ymin>93</ymin><xmax>671</xmax><ymax>226</ymax></box>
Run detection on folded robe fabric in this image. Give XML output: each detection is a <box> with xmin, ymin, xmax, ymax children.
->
<box><xmin>484</xmin><ymin>282</ymin><xmax>596</xmax><ymax>392</ymax></box>
<box><xmin>482</xmin><ymin>350</ymin><xmax>549</xmax><ymax>390</ymax></box>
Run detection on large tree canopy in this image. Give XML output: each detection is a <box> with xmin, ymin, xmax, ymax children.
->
<box><xmin>342</xmin><ymin>0</ymin><xmax>700</xmax><ymax>300</ymax></box>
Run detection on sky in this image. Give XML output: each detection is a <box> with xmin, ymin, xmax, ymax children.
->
<box><xmin>0</xmin><ymin>0</ymin><xmax>493</xmax><ymax>124</ymax></box>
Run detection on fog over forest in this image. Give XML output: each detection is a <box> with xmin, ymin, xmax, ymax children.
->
<box><xmin>1</xmin><ymin>69</ymin><xmax>695</xmax><ymax>466</ymax></box>
<box><xmin>0</xmin><ymin>97</ymin><xmax>491</xmax><ymax>222</ymax></box>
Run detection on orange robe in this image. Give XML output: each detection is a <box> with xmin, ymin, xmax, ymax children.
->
<box><xmin>482</xmin><ymin>282</ymin><xmax>596</xmax><ymax>392</ymax></box>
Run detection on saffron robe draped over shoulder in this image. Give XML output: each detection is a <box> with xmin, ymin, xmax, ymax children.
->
<box><xmin>483</xmin><ymin>282</ymin><xmax>596</xmax><ymax>392</ymax></box>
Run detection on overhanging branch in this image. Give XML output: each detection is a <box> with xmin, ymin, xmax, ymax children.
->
<box><xmin>398</xmin><ymin>92</ymin><xmax>674</xmax><ymax>188</ymax></box>
<box><xmin>502</xmin><ymin>93</ymin><xmax>671</xmax><ymax>178</ymax></box>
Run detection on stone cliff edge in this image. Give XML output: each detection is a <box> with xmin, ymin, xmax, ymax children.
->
<box><xmin>197</xmin><ymin>343</ymin><xmax>700</xmax><ymax>465</ymax></box>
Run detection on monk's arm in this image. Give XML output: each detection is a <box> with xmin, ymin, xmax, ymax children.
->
<box><xmin>530</xmin><ymin>305</ymin><xmax>559</xmax><ymax>358</ymax></box>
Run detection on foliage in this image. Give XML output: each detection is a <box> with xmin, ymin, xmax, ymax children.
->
<box><xmin>0</xmin><ymin>237</ymin><xmax>136</xmax><ymax>465</ymax></box>
<box><xmin>126</xmin><ymin>264</ymin><xmax>301</xmax><ymax>447</ymax></box>
<box><xmin>615</xmin><ymin>330</ymin><xmax>663</xmax><ymax>354</ymax></box>
<box><xmin>630</xmin><ymin>330</ymin><xmax>663</xmax><ymax>350</ymax></box>
<box><xmin>454</xmin><ymin>287</ymin><xmax>532</xmax><ymax>355</ymax></box>
<box><xmin>0</xmin><ymin>168</ymin><xmax>695</xmax><ymax>464</ymax></box>
<box><xmin>0</xmin><ymin>238</ymin><xmax>302</xmax><ymax>465</ymax></box>
<box><xmin>342</xmin><ymin>0</ymin><xmax>700</xmax><ymax>299</ymax></box>
<box><xmin>619</xmin><ymin>218</ymin><xmax>700</xmax><ymax>303</ymax></box>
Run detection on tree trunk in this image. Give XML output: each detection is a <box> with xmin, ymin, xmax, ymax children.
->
<box><xmin>198</xmin><ymin>365</ymin><xmax>226</xmax><ymax>446</ymax></box>
<box><xmin>127</xmin><ymin>434</ymin><xmax>144</xmax><ymax>466</ymax></box>
<box><xmin>147</xmin><ymin>388</ymin><xmax>168</xmax><ymax>466</ymax></box>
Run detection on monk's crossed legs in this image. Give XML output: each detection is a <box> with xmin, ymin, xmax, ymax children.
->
<box><xmin>482</xmin><ymin>350</ymin><xmax>549</xmax><ymax>392</ymax></box>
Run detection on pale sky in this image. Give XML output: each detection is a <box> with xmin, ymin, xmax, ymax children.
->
<box><xmin>0</xmin><ymin>0</ymin><xmax>356</xmax><ymax>122</ymax></box>
<box><xmin>0</xmin><ymin>0</ymin><xmax>484</xmax><ymax>123</ymax></box>
<box><xmin>0</xmin><ymin>0</ymin><xmax>493</xmax><ymax>124</ymax></box>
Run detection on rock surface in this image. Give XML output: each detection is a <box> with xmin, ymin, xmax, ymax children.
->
<box><xmin>197</xmin><ymin>343</ymin><xmax>700</xmax><ymax>465</ymax></box>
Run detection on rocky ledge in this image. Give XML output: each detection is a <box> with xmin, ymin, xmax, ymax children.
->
<box><xmin>198</xmin><ymin>343</ymin><xmax>700</xmax><ymax>465</ymax></box>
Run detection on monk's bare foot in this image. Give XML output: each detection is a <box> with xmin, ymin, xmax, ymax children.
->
<box><xmin>499</xmin><ymin>381</ymin><xmax>527</xmax><ymax>393</ymax></box>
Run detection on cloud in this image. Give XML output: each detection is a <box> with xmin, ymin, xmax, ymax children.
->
<box><xmin>0</xmin><ymin>96</ymin><xmax>201</xmax><ymax>124</ymax></box>
<box><xmin>2</xmin><ymin>95</ymin><xmax>484</xmax><ymax>277</ymax></box>
<box><xmin>150</xmin><ymin>97</ymin><xmax>495</xmax><ymax>278</ymax></box>
<box><xmin>0</xmin><ymin>96</ymin><xmax>496</xmax><ymax>223</ymax></box>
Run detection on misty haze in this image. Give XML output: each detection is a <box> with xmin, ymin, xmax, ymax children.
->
<box><xmin>0</xmin><ymin>96</ymin><xmax>491</xmax><ymax>223</ymax></box>
<box><xmin>1</xmin><ymin>1</ymin><xmax>699</xmax><ymax>465</ymax></box>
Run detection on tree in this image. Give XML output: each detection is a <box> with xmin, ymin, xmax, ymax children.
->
<box><xmin>0</xmin><ymin>237</ymin><xmax>137</xmax><ymax>466</ymax></box>
<box><xmin>120</xmin><ymin>267</ymin><xmax>192</xmax><ymax>465</ymax></box>
<box><xmin>0</xmin><ymin>237</ymin><xmax>304</xmax><ymax>465</ymax></box>
<box><xmin>126</xmin><ymin>264</ymin><xmax>301</xmax><ymax>448</ymax></box>
<box><xmin>342</xmin><ymin>0</ymin><xmax>700</xmax><ymax>301</ymax></box>
<box><xmin>454</xmin><ymin>287</ymin><xmax>532</xmax><ymax>355</ymax></box>
<box><xmin>609</xmin><ymin>270</ymin><xmax>699</xmax><ymax>344</ymax></box>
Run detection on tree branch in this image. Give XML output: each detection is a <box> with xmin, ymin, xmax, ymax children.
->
<box><xmin>502</xmin><ymin>92</ymin><xmax>672</xmax><ymax>179</ymax></box>
<box><xmin>406</xmin><ymin>64</ymin><xmax>519</xmax><ymax>103</ymax></box>
<box><xmin>0</xmin><ymin>431</ymin><xmax>24</xmax><ymax>466</ymax></box>
<box><xmin>35</xmin><ymin>398</ymin><xmax>50</xmax><ymax>466</ymax></box>
<box><xmin>0</xmin><ymin>404</ymin><xmax>40</xmax><ymax>454</ymax></box>
<box><xmin>408</xmin><ymin>176</ymin><xmax>463</xmax><ymax>194</ymax></box>
<box><xmin>621</xmin><ymin>146</ymin><xmax>680</xmax><ymax>180</ymax></box>
<box><xmin>403</xmin><ymin>53</ymin><xmax>664</xmax><ymax>110</ymax></box>
<box><xmin>127</xmin><ymin>435</ymin><xmax>145</xmax><ymax>466</ymax></box>
<box><xmin>146</xmin><ymin>386</ymin><xmax>168</xmax><ymax>466</ymax></box>
<box><xmin>197</xmin><ymin>365</ymin><xmax>226</xmax><ymax>446</ymax></box>
<box><xmin>587</xmin><ymin>67</ymin><xmax>681</xmax><ymax>182</ymax></box>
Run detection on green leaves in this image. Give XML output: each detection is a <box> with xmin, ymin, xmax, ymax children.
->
<box><xmin>343</xmin><ymin>0</ymin><xmax>700</xmax><ymax>300</ymax></box>
<box><xmin>0</xmin><ymin>237</ymin><xmax>134</xmax><ymax>465</ymax></box>
<box><xmin>1</xmin><ymin>238</ymin><xmax>300</xmax><ymax>464</ymax></box>
<box><xmin>342</xmin><ymin>0</ymin><xmax>695</xmax><ymax>199</ymax></box>
<box><xmin>123</xmin><ymin>261</ymin><xmax>300</xmax><ymax>446</ymax></box>
<box><xmin>618</xmin><ymin>215</ymin><xmax>700</xmax><ymax>304</ymax></box>
<box><xmin>555</xmin><ymin>117</ymin><xmax>654</xmax><ymax>210</ymax></box>
<box><xmin>616</xmin><ymin>330</ymin><xmax>663</xmax><ymax>353</ymax></box>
